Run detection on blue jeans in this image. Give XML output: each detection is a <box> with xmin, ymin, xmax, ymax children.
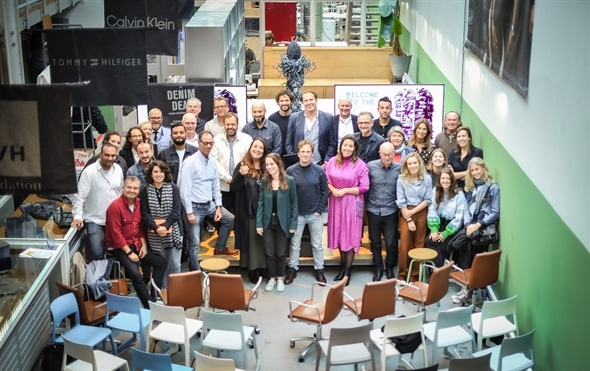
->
<box><xmin>86</xmin><ymin>222</ymin><xmax>105</xmax><ymax>262</ymax></box>
<box><xmin>289</xmin><ymin>213</ymin><xmax>325</xmax><ymax>270</ymax></box>
<box><xmin>187</xmin><ymin>202</ymin><xmax>235</xmax><ymax>271</ymax></box>
<box><xmin>160</xmin><ymin>246</ymin><xmax>182</xmax><ymax>287</ymax></box>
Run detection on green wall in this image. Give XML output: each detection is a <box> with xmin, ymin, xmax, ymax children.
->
<box><xmin>414</xmin><ymin>43</ymin><xmax>590</xmax><ymax>370</ymax></box>
<box><xmin>98</xmin><ymin>106</ymin><xmax>115</xmax><ymax>130</ymax></box>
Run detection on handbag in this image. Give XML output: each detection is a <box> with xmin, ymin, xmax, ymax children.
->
<box><xmin>151</xmin><ymin>218</ymin><xmax>172</xmax><ymax>234</ymax></box>
<box><xmin>471</xmin><ymin>223</ymin><xmax>499</xmax><ymax>246</ymax></box>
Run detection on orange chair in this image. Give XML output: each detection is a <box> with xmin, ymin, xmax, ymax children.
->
<box><xmin>152</xmin><ymin>270</ymin><xmax>204</xmax><ymax>311</ymax></box>
<box><xmin>56</xmin><ymin>281</ymin><xmax>112</xmax><ymax>326</ymax></box>
<box><xmin>398</xmin><ymin>261</ymin><xmax>453</xmax><ymax>312</ymax></box>
<box><xmin>344</xmin><ymin>278</ymin><xmax>397</xmax><ymax>328</ymax></box>
<box><xmin>449</xmin><ymin>249</ymin><xmax>502</xmax><ymax>305</ymax></box>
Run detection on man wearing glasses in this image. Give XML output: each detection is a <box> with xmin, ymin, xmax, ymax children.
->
<box><xmin>366</xmin><ymin>142</ymin><xmax>401</xmax><ymax>281</ymax></box>
<box><xmin>148</xmin><ymin>108</ymin><xmax>170</xmax><ymax>152</ymax></box>
<box><xmin>205</xmin><ymin>97</ymin><xmax>229</xmax><ymax>138</ymax></box>
<box><xmin>179</xmin><ymin>131</ymin><xmax>237</xmax><ymax>270</ymax></box>
<box><xmin>353</xmin><ymin>112</ymin><xmax>385</xmax><ymax>163</ymax></box>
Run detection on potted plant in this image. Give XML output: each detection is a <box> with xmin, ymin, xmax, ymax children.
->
<box><xmin>378</xmin><ymin>0</ymin><xmax>412</xmax><ymax>79</ymax></box>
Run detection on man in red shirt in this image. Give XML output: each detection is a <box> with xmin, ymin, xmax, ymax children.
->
<box><xmin>105</xmin><ymin>176</ymin><xmax>167</xmax><ymax>308</ymax></box>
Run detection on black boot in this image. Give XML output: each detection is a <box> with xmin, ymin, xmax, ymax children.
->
<box><xmin>344</xmin><ymin>267</ymin><xmax>352</xmax><ymax>286</ymax></box>
<box><xmin>333</xmin><ymin>267</ymin><xmax>345</xmax><ymax>281</ymax></box>
<box><xmin>315</xmin><ymin>269</ymin><xmax>327</xmax><ymax>284</ymax></box>
<box><xmin>373</xmin><ymin>269</ymin><xmax>383</xmax><ymax>282</ymax></box>
<box><xmin>247</xmin><ymin>270</ymin><xmax>259</xmax><ymax>284</ymax></box>
<box><xmin>386</xmin><ymin>267</ymin><xmax>396</xmax><ymax>280</ymax></box>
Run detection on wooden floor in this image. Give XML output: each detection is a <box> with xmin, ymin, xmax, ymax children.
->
<box><xmin>199</xmin><ymin>225</ymin><xmax>376</xmax><ymax>267</ymax></box>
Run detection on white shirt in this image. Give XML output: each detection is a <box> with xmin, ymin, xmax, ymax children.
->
<box><xmin>211</xmin><ymin>132</ymin><xmax>253</xmax><ymax>191</ymax></box>
<box><xmin>72</xmin><ymin>161</ymin><xmax>124</xmax><ymax>225</ymax></box>
<box><xmin>186</xmin><ymin>135</ymin><xmax>199</xmax><ymax>146</ymax></box>
<box><xmin>338</xmin><ymin>116</ymin><xmax>354</xmax><ymax>146</ymax></box>
<box><xmin>204</xmin><ymin>118</ymin><xmax>225</xmax><ymax>138</ymax></box>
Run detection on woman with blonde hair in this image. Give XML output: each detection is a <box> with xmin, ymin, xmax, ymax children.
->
<box><xmin>396</xmin><ymin>152</ymin><xmax>433</xmax><ymax>282</ymax></box>
<box><xmin>426</xmin><ymin>148</ymin><xmax>449</xmax><ymax>187</ymax></box>
<box><xmin>408</xmin><ymin>118</ymin><xmax>434</xmax><ymax>165</ymax></box>
<box><xmin>138</xmin><ymin>120</ymin><xmax>159</xmax><ymax>158</ymax></box>
<box><xmin>256</xmin><ymin>153</ymin><xmax>298</xmax><ymax>292</ymax></box>
<box><xmin>326</xmin><ymin>135</ymin><xmax>370</xmax><ymax>285</ymax></box>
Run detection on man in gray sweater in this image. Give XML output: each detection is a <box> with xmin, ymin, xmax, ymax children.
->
<box><xmin>285</xmin><ymin>140</ymin><xmax>329</xmax><ymax>284</ymax></box>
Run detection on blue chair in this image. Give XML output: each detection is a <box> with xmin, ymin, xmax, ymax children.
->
<box><xmin>473</xmin><ymin>329</ymin><xmax>535</xmax><ymax>371</ymax></box>
<box><xmin>130</xmin><ymin>347</ymin><xmax>192</xmax><ymax>371</ymax></box>
<box><xmin>50</xmin><ymin>292</ymin><xmax>117</xmax><ymax>355</ymax></box>
<box><xmin>105</xmin><ymin>292</ymin><xmax>150</xmax><ymax>353</ymax></box>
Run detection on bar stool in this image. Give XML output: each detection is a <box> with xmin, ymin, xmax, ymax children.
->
<box><xmin>200</xmin><ymin>257</ymin><xmax>230</xmax><ymax>274</ymax></box>
<box><xmin>407</xmin><ymin>248</ymin><xmax>438</xmax><ymax>282</ymax></box>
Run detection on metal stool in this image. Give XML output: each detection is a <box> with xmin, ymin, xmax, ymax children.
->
<box><xmin>200</xmin><ymin>257</ymin><xmax>230</xmax><ymax>274</ymax></box>
<box><xmin>408</xmin><ymin>248</ymin><xmax>438</xmax><ymax>282</ymax></box>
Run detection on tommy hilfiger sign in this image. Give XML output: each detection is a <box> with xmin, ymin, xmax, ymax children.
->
<box><xmin>104</xmin><ymin>0</ymin><xmax>180</xmax><ymax>56</ymax></box>
<box><xmin>46</xmin><ymin>28</ymin><xmax>148</xmax><ymax>106</ymax></box>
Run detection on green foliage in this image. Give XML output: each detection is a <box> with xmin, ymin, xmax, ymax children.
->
<box><xmin>377</xmin><ymin>0</ymin><xmax>406</xmax><ymax>56</ymax></box>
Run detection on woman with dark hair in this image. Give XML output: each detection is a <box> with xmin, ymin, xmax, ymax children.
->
<box><xmin>256</xmin><ymin>153</ymin><xmax>298</xmax><ymax>293</ymax></box>
<box><xmin>425</xmin><ymin>168</ymin><xmax>465</xmax><ymax>266</ymax></box>
<box><xmin>119</xmin><ymin>126</ymin><xmax>144</xmax><ymax>169</ymax></box>
<box><xmin>83</xmin><ymin>130</ymin><xmax>128</xmax><ymax>175</ymax></box>
<box><xmin>408</xmin><ymin>118</ymin><xmax>434</xmax><ymax>165</ymax></box>
<box><xmin>448</xmin><ymin>126</ymin><xmax>484</xmax><ymax>189</ymax></box>
<box><xmin>396</xmin><ymin>152</ymin><xmax>433</xmax><ymax>282</ymax></box>
<box><xmin>326</xmin><ymin>134</ymin><xmax>370</xmax><ymax>285</ymax></box>
<box><xmin>232</xmin><ymin>138</ymin><xmax>269</xmax><ymax>284</ymax></box>
<box><xmin>140</xmin><ymin>160</ymin><xmax>183</xmax><ymax>285</ymax></box>
<box><xmin>426</xmin><ymin>148</ymin><xmax>449</xmax><ymax>187</ymax></box>
<box><xmin>388</xmin><ymin>126</ymin><xmax>414</xmax><ymax>164</ymax></box>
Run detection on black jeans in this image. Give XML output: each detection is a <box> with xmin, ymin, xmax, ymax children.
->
<box><xmin>262</xmin><ymin>215</ymin><xmax>288</xmax><ymax>277</ymax></box>
<box><xmin>109</xmin><ymin>247</ymin><xmax>167</xmax><ymax>308</ymax></box>
<box><xmin>367</xmin><ymin>211</ymin><xmax>399</xmax><ymax>270</ymax></box>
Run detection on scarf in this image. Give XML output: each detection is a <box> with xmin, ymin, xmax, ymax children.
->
<box><xmin>395</xmin><ymin>143</ymin><xmax>408</xmax><ymax>154</ymax></box>
<box><xmin>471</xmin><ymin>179</ymin><xmax>490</xmax><ymax>223</ymax></box>
<box><xmin>146</xmin><ymin>183</ymin><xmax>182</xmax><ymax>252</ymax></box>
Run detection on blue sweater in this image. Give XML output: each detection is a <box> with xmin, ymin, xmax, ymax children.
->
<box><xmin>286</xmin><ymin>162</ymin><xmax>329</xmax><ymax>215</ymax></box>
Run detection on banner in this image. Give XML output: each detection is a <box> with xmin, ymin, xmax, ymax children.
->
<box><xmin>464</xmin><ymin>0</ymin><xmax>535</xmax><ymax>98</ymax></box>
<box><xmin>104</xmin><ymin>0</ymin><xmax>180</xmax><ymax>56</ymax></box>
<box><xmin>214</xmin><ymin>85</ymin><xmax>248</xmax><ymax>129</ymax></box>
<box><xmin>147</xmin><ymin>83</ymin><xmax>215</xmax><ymax>127</ymax></box>
<box><xmin>47</xmin><ymin>28</ymin><xmax>148</xmax><ymax>106</ymax></box>
<box><xmin>0</xmin><ymin>85</ymin><xmax>77</xmax><ymax>195</ymax></box>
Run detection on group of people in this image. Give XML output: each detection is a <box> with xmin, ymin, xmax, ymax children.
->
<box><xmin>71</xmin><ymin>89</ymin><xmax>499</xmax><ymax>302</ymax></box>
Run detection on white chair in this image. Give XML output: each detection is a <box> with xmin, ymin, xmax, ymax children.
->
<box><xmin>422</xmin><ymin>305</ymin><xmax>475</xmax><ymax>365</ymax></box>
<box><xmin>147</xmin><ymin>301</ymin><xmax>203</xmax><ymax>366</ymax></box>
<box><xmin>370</xmin><ymin>312</ymin><xmax>428</xmax><ymax>371</ymax></box>
<box><xmin>62</xmin><ymin>335</ymin><xmax>129</xmax><ymax>371</ymax></box>
<box><xmin>193</xmin><ymin>350</ymin><xmax>246</xmax><ymax>371</ymax></box>
<box><xmin>201</xmin><ymin>310</ymin><xmax>259</xmax><ymax>371</ymax></box>
<box><xmin>105</xmin><ymin>292</ymin><xmax>150</xmax><ymax>352</ymax></box>
<box><xmin>473</xmin><ymin>329</ymin><xmax>535</xmax><ymax>371</ymax></box>
<box><xmin>472</xmin><ymin>296</ymin><xmax>518</xmax><ymax>351</ymax></box>
<box><xmin>316</xmin><ymin>322</ymin><xmax>375</xmax><ymax>371</ymax></box>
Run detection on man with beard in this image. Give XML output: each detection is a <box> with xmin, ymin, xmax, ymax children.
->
<box><xmin>211</xmin><ymin>112</ymin><xmax>252</xmax><ymax>211</ymax></box>
<box><xmin>185</xmin><ymin>97</ymin><xmax>207</xmax><ymax>138</ymax></box>
<box><xmin>205</xmin><ymin>97</ymin><xmax>229</xmax><ymax>138</ymax></box>
<box><xmin>242</xmin><ymin>101</ymin><xmax>282</xmax><ymax>154</ymax></box>
<box><xmin>126</xmin><ymin>141</ymin><xmax>154</xmax><ymax>188</ymax></box>
<box><xmin>72</xmin><ymin>143</ymin><xmax>124</xmax><ymax>261</ymax></box>
<box><xmin>268</xmin><ymin>90</ymin><xmax>294</xmax><ymax>155</ymax></box>
<box><xmin>354</xmin><ymin>112</ymin><xmax>385</xmax><ymax>163</ymax></box>
<box><xmin>149</xmin><ymin>108</ymin><xmax>170</xmax><ymax>153</ymax></box>
<box><xmin>157</xmin><ymin>122</ymin><xmax>198</xmax><ymax>183</ymax></box>
<box><xmin>372</xmin><ymin>96</ymin><xmax>402</xmax><ymax>140</ymax></box>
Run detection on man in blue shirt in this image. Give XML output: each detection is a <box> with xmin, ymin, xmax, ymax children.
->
<box><xmin>366</xmin><ymin>142</ymin><xmax>401</xmax><ymax>281</ymax></box>
<box><xmin>179</xmin><ymin>131</ymin><xmax>237</xmax><ymax>271</ymax></box>
<box><xmin>242</xmin><ymin>101</ymin><xmax>282</xmax><ymax>154</ymax></box>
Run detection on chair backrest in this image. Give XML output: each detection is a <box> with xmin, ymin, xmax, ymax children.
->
<box><xmin>497</xmin><ymin>329</ymin><xmax>535</xmax><ymax>371</ymax></box>
<box><xmin>359</xmin><ymin>279</ymin><xmax>396</xmax><ymax>321</ymax></box>
<box><xmin>130</xmin><ymin>347</ymin><xmax>173</xmax><ymax>371</ymax></box>
<box><xmin>62</xmin><ymin>336</ymin><xmax>97</xmax><ymax>369</ymax></box>
<box><xmin>396</xmin><ymin>365</ymin><xmax>438</xmax><ymax>371</ymax></box>
<box><xmin>208</xmin><ymin>273</ymin><xmax>247</xmax><ymax>312</ymax></box>
<box><xmin>193</xmin><ymin>350</ymin><xmax>237</xmax><ymax>371</ymax></box>
<box><xmin>425</xmin><ymin>261</ymin><xmax>453</xmax><ymax>305</ymax></box>
<box><xmin>50</xmin><ymin>292</ymin><xmax>80</xmax><ymax>334</ymax></box>
<box><xmin>105</xmin><ymin>292</ymin><xmax>144</xmax><ymax>331</ymax></box>
<box><xmin>148</xmin><ymin>301</ymin><xmax>190</xmax><ymax>343</ymax></box>
<box><xmin>201</xmin><ymin>310</ymin><xmax>245</xmax><ymax>336</ymax></box>
<box><xmin>448</xmin><ymin>353</ymin><xmax>491</xmax><ymax>370</ymax></box>
<box><xmin>435</xmin><ymin>305</ymin><xmax>474</xmax><ymax>332</ymax></box>
<box><xmin>167</xmin><ymin>270</ymin><xmax>203</xmax><ymax>310</ymax></box>
<box><xmin>469</xmin><ymin>249</ymin><xmax>502</xmax><ymax>289</ymax></box>
<box><xmin>480</xmin><ymin>295</ymin><xmax>518</xmax><ymax>330</ymax></box>
<box><xmin>383</xmin><ymin>312</ymin><xmax>425</xmax><ymax>339</ymax></box>
<box><xmin>322</xmin><ymin>277</ymin><xmax>347</xmax><ymax>324</ymax></box>
<box><xmin>55</xmin><ymin>281</ymin><xmax>91</xmax><ymax>325</ymax></box>
<box><xmin>329</xmin><ymin>322</ymin><xmax>372</xmax><ymax>347</ymax></box>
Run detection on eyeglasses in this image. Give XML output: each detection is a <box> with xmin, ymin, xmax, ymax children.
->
<box><xmin>214</xmin><ymin>105</ymin><xmax>228</xmax><ymax>110</ymax></box>
<box><xmin>357</xmin><ymin>121</ymin><xmax>372</xmax><ymax>126</ymax></box>
<box><xmin>149</xmin><ymin>116</ymin><xmax>163</xmax><ymax>120</ymax></box>
<box><xmin>380</xmin><ymin>153</ymin><xmax>395</xmax><ymax>157</ymax></box>
<box><xmin>200</xmin><ymin>140</ymin><xmax>214</xmax><ymax>147</ymax></box>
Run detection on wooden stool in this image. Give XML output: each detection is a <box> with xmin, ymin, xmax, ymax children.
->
<box><xmin>408</xmin><ymin>248</ymin><xmax>438</xmax><ymax>282</ymax></box>
<box><xmin>200</xmin><ymin>258</ymin><xmax>230</xmax><ymax>274</ymax></box>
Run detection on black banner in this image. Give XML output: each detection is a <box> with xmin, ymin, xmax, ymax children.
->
<box><xmin>0</xmin><ymin>85</ymin><xmax>77</xmax><ymax>195</ymax></box>
<box><xmin>147</xmin><ymin>83</ymin><xmax>215</xmax><ymax>127</ymax></box>
<box><xmin>46</xmin><ymin>28</ymin><xmax>148</xmax><ymax>106</ymax></box>
<box><xmin>104</xmin><ymin>0</ymin><xmax>180</xmax><ymax>56</ymax></box>
<box><xmin>465</xmin><ymin>0</ymin><xmax>535</xmax><ymax>98</ymax></box>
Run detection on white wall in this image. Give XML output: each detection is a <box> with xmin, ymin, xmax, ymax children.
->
<box><xmin>62</xmin><ymin>0</ymin><xmax>105</xmax><ymax>28</ymax></box>
<box><xmin>412</xmin><ymin>0</ymin><xmax>590</xmax><ymax>249</ymax></box>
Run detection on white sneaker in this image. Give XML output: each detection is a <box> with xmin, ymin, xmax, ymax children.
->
<box><xmin>276</xmin><ymin>279</ymin><xmax>285</xmax><ymax>292</ymax></box>
<box><xmin>452</xmin><ymin>287</ymin><xmax>472</xmax><ymax>304</ymax></box>
<box><xmin>265</xmin><ymin>279</ymin><xmax>276</xmax><ymax>292</ymax></box>
<box><xmin>451</xmin><ymin>287</ymin><xmax>467</xmax><ymax>301</ymax></box>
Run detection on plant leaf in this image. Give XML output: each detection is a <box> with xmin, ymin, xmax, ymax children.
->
<box><xmin>394</xmin><ymin>16</ymin><xmax>403</xmax><ymax>35</ymax></box>
<box><xmin>378</xmin><ymin>12</ymin><xmax>395</xmax><ymax>47</ymax></box>
<box><xmin>378</xmin><ymin>0</ymin><xmax>396</xmax><ymax>17</ymax></box>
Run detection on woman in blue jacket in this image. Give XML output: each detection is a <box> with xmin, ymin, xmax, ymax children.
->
<box><xmin>256</xmin><ymin>153</ymin><xmax>298</xmax><ymax>293</ymax></box>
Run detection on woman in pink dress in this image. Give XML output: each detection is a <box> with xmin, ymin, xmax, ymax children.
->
<box><xmin>326</xmin><ymin>134</ymin><xmax>370</xmax><ymax>286</ymax></box>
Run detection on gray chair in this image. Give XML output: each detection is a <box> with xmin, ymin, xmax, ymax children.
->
<box><xmin>473</xmin><ymin>329</ymin><xmax>535</xmax><ymax>371</ymax></box>
<box><xmin>316</xmin><ymin>322</ymin><xmax>375</xmax><ymax>371</ymax></box>
<box><xmin>447</xmin><ymin>353</ymin><xmax>492</xmax><ymax>370</ymax></box>
<box><xmin>471</xmin><ymin>295</ymin><xmax>518</xmax><ymax>351</ymax></box>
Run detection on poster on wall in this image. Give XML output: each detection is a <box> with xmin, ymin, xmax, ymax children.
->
<box><xmin>333</xmin><ymin>84</ymin><xmax>445</xmax><ymax>139</ymax></box>
<box><xmin>464</xmin><ymin>0</ymin><xmax>535</xmax><ymax>98</ymax></box>
<box><xmin>46</xmin><ymin>28</ymin><xmax>148</xmax><ymax>106</ymax></box>
<box><xmin>0</xmin><ymin>85</ymin><xmax>76</xmax><ymax>195</ymax></box>
<box><xmin>214</xmin><ymin>85</ymin><xmax>248</xmax><ymax>129</ymax></box>
<box><xmin>147</xmin><ymin>83</ymin><xmax>215</xmax><ymax>127</ymax></box>
<box><xmin>104</xmin><ymin>0</ymin><xmax>180</xmax><ymax>56</ymax></box>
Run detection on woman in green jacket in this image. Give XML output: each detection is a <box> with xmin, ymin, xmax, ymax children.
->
<box><xmin>256</xmin><ymin>153</ymin><xmax>298</xmax><ymax>293</ymax></box>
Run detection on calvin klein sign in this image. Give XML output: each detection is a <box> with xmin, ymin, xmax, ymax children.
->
<box><xmin>104</xmin><ymin>0</ymin><xmax>180</xmax><ymax>56</ymax></box>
